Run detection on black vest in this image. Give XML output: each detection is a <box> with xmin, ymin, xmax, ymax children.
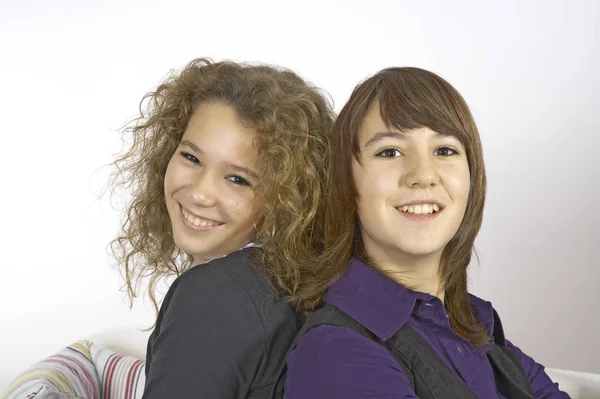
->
<box><xmin>271</xmin><ymin>303</ymin><xmax>535</xmax><ymax>399</ymax></box>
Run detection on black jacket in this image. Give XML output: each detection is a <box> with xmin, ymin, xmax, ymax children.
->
<box><xmin>144</xmin><ymin>247</ymin><xmax>298</xmax><ymax>399</ymax></box>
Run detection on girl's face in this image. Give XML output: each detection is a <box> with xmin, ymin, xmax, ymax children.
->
<box><xmin>164</xmin><ymin>102</ymin><xmax>260</xmax><ymax>265</ymax></box>
<box><xmin>352</xmin><ymin>101</ymin><xmax>471</xmax><ymax>266</ymax></box>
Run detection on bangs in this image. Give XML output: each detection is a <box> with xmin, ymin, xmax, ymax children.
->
<box><xmin>376</xmin><ymin>68</ymin><xmax>472</xmax><ymax>144</ymax></box>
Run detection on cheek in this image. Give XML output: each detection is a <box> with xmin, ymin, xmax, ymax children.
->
<box><xmin>353</xmin><ymin>164</ymin><xmax>391</xmax><ymax>226</ymax></box>
<box><xmin>164</xmin><ymin>162</ymin><xmax>197</xmax><ymax>206</ymax></box>
<box><xmin>354</xmin><ymin>162</ymin><xmax>396</xmax><ymax>203</ymax></box>
<box><xmin>227</xmin><ymin>192</ymin><xmax>260</xmax><ymax>225</ymax></box>
<box><xmin>352</xmin><ymin>164</ymin><xmax>370</xmax><ymax>215</ymax></box>
<box><xmin>353</xmin><ymin>161</ymin><xmax>374</xmax><ymax>197</ymax></box>
<box><xmin>163</xmin><ymin>158</ymin><xmax>178</xmax><ymax>195</ymax></box>
<box><xmin>445</xmin><ymin>163</ymin><xmax>471</xmax><ymax>205</ymax></box>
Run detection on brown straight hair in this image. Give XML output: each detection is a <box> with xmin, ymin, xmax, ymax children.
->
<box><xmin>297</xmin><ymin>67</ymin><xmax>489</xmax><ymax>347</ymax></box>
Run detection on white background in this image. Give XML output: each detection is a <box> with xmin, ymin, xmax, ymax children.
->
<box><xmin>1</xmin><ymin>0</ymin><xmax>598</xmax><ymax>389</ymax></box>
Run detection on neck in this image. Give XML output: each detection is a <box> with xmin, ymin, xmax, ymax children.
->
<box><xmin>365</xmin><ymin>243</ymin><xmax>445</xmax><ymax>301</ymax></box>
<box><xmin>192</xmin><ymin>256</ymin><xmax>210</xmax><ymax>266</ymax></box>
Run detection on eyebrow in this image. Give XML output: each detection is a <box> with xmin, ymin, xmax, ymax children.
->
<box><xmin>363</xmin><ymin>130</ymin><xmax>451</xmax><ymax>149</ymax></box>
<box><xmin>227</xmin><ymin>165</ymin><xmax>258</xmax><ymax>180</ymax></box>
<box><xmin>363</xmin><ymin>131</ymin><xmax>405</xmax><ymax>149</ymax></box>
<box><xmin>179</xmin><ymin>140</ymin><xmax>259</xmax><ymax>179</ymax></box>
<box><xmin>180</xmin><ymin>140</ymin><xmax>202</xmax><ymax>153</ymax></box>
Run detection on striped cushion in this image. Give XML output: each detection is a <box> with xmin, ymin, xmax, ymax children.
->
<box><xmin>90</xmin><ymin>343</ymin><xmax>145</xmax><ymax>398</ymax></box>
<box><xmin>18</xmin><ymin>386</ymin><xmax>78</xmax><ymax>398</ymax></box>
<box><xmin>1</xmin><ymin>341</ymin><xmax>145</xmax><ymax>399</ymax></box>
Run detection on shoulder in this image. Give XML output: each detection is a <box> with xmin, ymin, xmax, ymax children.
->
<box><xmin>468</xmin><ymin>293</ymin><xmax>494</xmax><ymax>322</ymax></box>
<box><xmin>145</xmin><ymin>248</ymin><xmax>297</xmax><ymax>396</ymax></box>
<box><xmin>465</xmin><ymin>295</ymin><xmax>568</xmax><ymax>397</ymax></box>
<box><xmin>285</xmin><ymin>325</ymin><xmax>415</xmax><ymax>398</ymax></box>
<box><xmin>176</xmin><ymin>247</ymin><xmax>261</xmax><ymax>288</ymax></box>
<box><xmin>290</xmin><ymin>324</ymin><xmax>399</xmax><ymax>366</ymax></box>
<box><xmin>154</xmin><ymin>247</ymin><xmax>297</xmax><ymax>345</ymax></box>
<box><xmin>468</xmin><ymin>293</ymin><xmax>498</xmax><ymax>337</ymax></box>
<box><xmin>295</xmin><ymin>323</ymin><xmax>384</xmax><ymax>352</ymax></box>
<box><xmin>168</xmin><ymin>247</ymin><xmax>277</xmax><ymax>308</ymax></box>
<box><xmin>158</xmin><ymin>248</ymin><xmax>268</xmax><ymax>334</ymax></box>
<box><xmin>469</xmin><ymin>294</ymin><xmax>520</xmax><ymax>355</ymax></box>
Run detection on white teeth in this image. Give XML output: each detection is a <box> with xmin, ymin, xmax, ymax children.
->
<box><xmin>399</xmin><ymin>203</ymin><xmax>440</xmax><ymax>215</ymax></box>
<box><xmin>182</xmin><ymin>208</ymin><xmax>218</xmax><ymax>227</ymax></box>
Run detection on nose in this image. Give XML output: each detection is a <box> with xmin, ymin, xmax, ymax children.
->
<box><xmin>404</xmin><ymin>153</ymin><xmax>440</xmax><ymax>188</ymax></box>
<box><xmin>190</xmin><ymin>170</ymin><xmax>218</xmax><ymax>207</ymax></box>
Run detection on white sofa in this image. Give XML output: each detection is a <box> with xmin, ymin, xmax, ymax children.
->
<box><xmin>545</xmin><ymin>368</ymin><xmax>600</xmax><ymax>399</ymax></box>
<box><xmin>86</xmin><ymin>326</ymin><xmax>151</xmax><ymax>361</ymax></box>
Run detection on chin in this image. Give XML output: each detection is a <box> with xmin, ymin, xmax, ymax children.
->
<box><xmin>172</xmin><ymin>236</ymin><xmax>209</xmax><ymax>260</ymax></box>
<box><xmin>396</xmin><ymin>242</ymin><xmax>446</xmax><ymax>258</ymax></box>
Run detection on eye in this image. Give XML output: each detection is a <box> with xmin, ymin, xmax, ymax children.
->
<box><xmin>226</xmin><ymin>175</ymin><xmax>251</xmax><ymax>187</ymax></box>
<box><xmin>181</xmin><ymin>151</ymin><xmax>201</xmax><ymax>164</ymax></box>
<box><xmin>375</xmin><ymin>148</ymin><xmax>403</xmax><ymax>158</ymax></box>
<box><xmin>434</xmin><ymin>146</ymin><xmax>458</xmax><ymax>157</ymax></box>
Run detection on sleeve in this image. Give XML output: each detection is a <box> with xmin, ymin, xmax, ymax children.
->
<box><xmin>142</xmin><ymin>265</ymin><xmax>266</xmax><ymax>399</ymax></box>
<box><xmin>506</xmin><ymin>340</ymin><xmax>571</xmax><ymax>399</ymax></box>
<box><xmin>283</xmin><ymin>325</ymin><xmax>418</xmax><ymax>399</ymax></box>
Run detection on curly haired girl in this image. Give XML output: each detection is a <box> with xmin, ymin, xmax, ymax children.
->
<box><xmin>109</xmin><ymin>58</ymin><xmax>334</xmax><ymax>398</ymax></box>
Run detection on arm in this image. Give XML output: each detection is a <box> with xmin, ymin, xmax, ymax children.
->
<box><xmin>143</xmin><ymin>262</ymin><xmax>266</xmax><ymax>399</ymax></box>
<box><xmin>506</xmin><ymin>340</ymin><xmax>570</xmax><ymax>399</ymax></box>
<box><xmin>284</xmin><ymin>325</ymin><xmax>418</xmax><ymax>399</ymax></box>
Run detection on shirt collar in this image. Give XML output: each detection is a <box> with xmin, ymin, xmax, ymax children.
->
<box><xmin>193</xmin><ymin>241</ymin><xmax>260</xmax><ymax>267</ymax></box>
<box><xmin>323</xmin><ymin>258</ymin><xmax>496</xmax><ymax>341</ymax></box>
<box><xmin>324</xmin><ymin>258</ymin><xmax>436</xmax><ymax>340</ymax></box>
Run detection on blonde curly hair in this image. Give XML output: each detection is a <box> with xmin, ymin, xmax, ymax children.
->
<box><xmin>109</xmin><ymin>58</ymin><xmax>335</xmax><ymax>315</ymax></box>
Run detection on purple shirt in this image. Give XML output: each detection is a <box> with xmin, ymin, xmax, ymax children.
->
<box><xmin>284</xmin><ymin>259</ymin><xmax>569</xmax><ymax>398</ymax></box>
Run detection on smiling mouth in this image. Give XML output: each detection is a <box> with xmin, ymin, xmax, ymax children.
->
<box><xmin>398</xmin><ymin>204</ymin><xmax>441</xmax><ymax>215</ymax></box>
<box><xmin>180</xmin><ymin>206</ymin><xmax>223</xmax><ymax>228</ymax></box>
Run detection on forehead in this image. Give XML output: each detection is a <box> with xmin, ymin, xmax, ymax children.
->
<box><xmin>357</xmin><ymin>101</ymin><xmax>429</xmax><ymax>145</ymax></box>
<box><xmin>357</xmin><ymin>100</ymin><xmax>464</xmax><ymax>148</ymax></box>
<box><xmin>359</xmin><ymin>100</ymin><xmax>388</xmax><ymax>136</ymax></box>
<box><xmin>183</xmin><ymin>102</ymin><xmax>258</xmax><ymax>162</ymax></box>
